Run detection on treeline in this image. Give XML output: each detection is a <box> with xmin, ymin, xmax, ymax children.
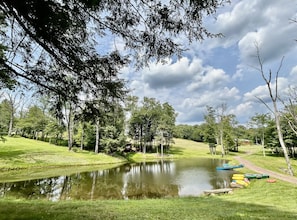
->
<box><xmin>0</xmin><ymin>90</ymin><xmax>176</xmax><ymax>156</ymax></box>
<box><xmin>173</xmin><ymin>106</ymin><xmax>297</xmax><ymax>158</ymax></box>
<box><xmin>1</xmin><ymin>90</ymin><xmax>297</xmax><ymax>158</ymax></box>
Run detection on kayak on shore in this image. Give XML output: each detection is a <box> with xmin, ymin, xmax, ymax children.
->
<box><xmin>216</xmin><ymin>163</ymin><xmax>244</xmax><ymax>170</ymax></box>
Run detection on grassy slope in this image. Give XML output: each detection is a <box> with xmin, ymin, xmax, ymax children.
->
<box><xmin>243</xmin><ymin>149</ymin><xmax>297</xmax><ymax>175</ymax></box>
<box><xmin>0</xmin><ymin>136</ymin><xmax>125</xmax><ymax>181</ymax></box>
<box><xmin>1</xmin><ymin>137</ymin><xmax>297</xmax><ymax>219</ymax></box>
<box><xmin>130</xmin><ymin>138</ymin><xmax>234</xmax><ymax>161</ymax></box>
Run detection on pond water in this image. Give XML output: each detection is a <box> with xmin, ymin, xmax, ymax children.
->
<box><xmin>0</xmin><ymin>158</ymin><xmax>236</xmax><ymax>201</ymax></box>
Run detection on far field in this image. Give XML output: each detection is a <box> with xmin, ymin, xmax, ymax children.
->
<box><xmin>1</xmin><ymin>136</ymin><xmax>297</xmax><ymax>219</ymax></box>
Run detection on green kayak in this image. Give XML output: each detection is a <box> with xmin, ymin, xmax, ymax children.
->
<box><xmin>244</xmin><ymin>173</ymin><xmax>270</xmax><ymax>179</ymax></box>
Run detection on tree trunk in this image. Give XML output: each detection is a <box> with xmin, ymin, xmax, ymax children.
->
<box><xmin>274</xmin><ymin>103</ymin><xmax>294</xmax><ymax>176</ymax></box>
<box><xmin>261</xmin><ymin>132</ymin><xmax>266</xmax><ymax>157</ymax></box>
<box><xmin>143</xmin><ymin>142</ymin><xmax>146</xmax><ymax>154</ymax></box>
<box><xmin>80</xmin><ymin>125</ymin><xmax>84</xmax><ymax>150</ymax></box>
<box><xmin>95</xmin><ymin>119</ymin><xmax>100</xmax><ymax>154</ymax></box>
<box><xmin>220</xmin><ymin>129</ymin><xmax>225</xmax><ymax>157</ymax></box>
<box><xmin>160</xmin><ymin>131</ymin><xmax>164</xmax><ymax>158</ymax></box>
<box><xmin>8</xmin><ymin>110</ymin><xmax>13</xmax><ymax>136</ymax></box>
<box><xmin>67</xmin><ymin>107</ymin><xmax>74</xmax><ymax>151</ymax></box>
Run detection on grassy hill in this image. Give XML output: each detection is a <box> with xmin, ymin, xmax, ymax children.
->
<box><xmin>0</xmin><ymin>136</ymin><xmax>126</xmax><ymax>181</ymax></box>
<box><xmin>0</xmin><ymin>136</ymin><xmax>233</xmax><ymax>181</ymax></box>
<box><xmin>1</xmin><ymin>137</ymin><xmax>297</xmax><ymax>219</ymax></box>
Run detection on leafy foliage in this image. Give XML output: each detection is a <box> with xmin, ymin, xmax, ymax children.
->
<box><xmin>127</xmin><ymin>97</ymin><xmax>176</xmax><ymax>153</ymax></box>
<box><xmin>0</xmin><ymin>0</ymin><xmax>228</xmax><ymax>100</ymax></box>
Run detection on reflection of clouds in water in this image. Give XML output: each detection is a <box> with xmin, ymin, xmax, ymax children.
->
<box><xmin>0</xmin><ymin>159</ymin><xmax>233</xmax><ymax>200</ymax></box>
<box><xmin>174</xmin><ymin>169</ymin><xmax>212</xmax><ymax>196</ymax></box>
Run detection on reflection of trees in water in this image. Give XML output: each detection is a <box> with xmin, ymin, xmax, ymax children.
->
<box><xmin>121</xmin><ymin>161</ymin><xmax>179</xmax><ymax>199</ymax></box>
<box><xmin>0</xmin><ymin>176</ymin><xmax>72</xmax><ymax>201</ymax></box>
<box><xmin>0</xmin><ymin>159</ymin><xmax>233</xmax><ymax>200</ymax></box>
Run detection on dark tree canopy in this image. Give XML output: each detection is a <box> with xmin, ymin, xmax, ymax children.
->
<box><xmin>0</xmin><ymin>0</ymin><xmax>229</xmax><ymax>101</ymax></box>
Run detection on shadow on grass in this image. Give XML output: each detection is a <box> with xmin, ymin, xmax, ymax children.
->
<box><xmin>125</xmin><ymin>152</ymin><xmax>137</xmax><ymax>162</ymax></box>
<box><xmin>168</xmin><ymin>147</ymin><xmax>184</xmax><ymax>155</ymax></box>
<box><xmin>0</xmin><ymin>150</ymin><xmax>27</xmax><ymax>158</ymax></box>
<box><xmin>0</xmin><ymin>196</ymin><xmax>296</xmax><ymax>220</ymax></box>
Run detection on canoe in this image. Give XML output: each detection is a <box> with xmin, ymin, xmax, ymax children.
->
<box><xmin>244</xmin><ymin>173</ymin><xmax>270</xmax><ymax>179</ymax></box>
<box><xmin>216</xmin><ymin>164</ymin><xmax>244</xmax><ymax>170</ymax></box>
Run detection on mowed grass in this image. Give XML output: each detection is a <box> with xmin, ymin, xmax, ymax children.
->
<box><xmin>0</xmin><ymin>136</ymin><xmax>125</xmax><ymax>181</ymax></box>
<box><xmin>243</xmin><ymin>148</ymin><xmax>297</xmax><ymax>175</ymax></box>
<box><xmin>1</xmin><ymin>137</ymin><xmax>297</xmax><ymax>219</ymax></box>
<box><xmin>0</xmin><ymin>179</ymin><xmax>297</xmax><ymax>220</ymax></box>
<box><xmin>129</xmin><ymin>138</ymin><xmax>232</xmax><ymax>161</ymax></box>
<box><xmin>0</xmin><ymin>136</ymin><xmax>125</xmax><ymax>168</ymax></box>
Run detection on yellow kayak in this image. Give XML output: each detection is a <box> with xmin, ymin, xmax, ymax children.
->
<box><xmin>232</xmin><ymin>176</ymin><xmax>245</xmax><ymax>180</ymax></box>
<box><xmin>234</xmin><ymin>179</ymin><xmax>249</xmax><ymax>186</ymax></box>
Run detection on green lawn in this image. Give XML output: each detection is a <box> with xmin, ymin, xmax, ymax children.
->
<box><xmin>1</xmin><ymin>179</ymin><xmax>297</xmax><ymax>220</ymax></box>
<box><xmin>1</xmin><ymin>137</ymin><xmax>297</xmax><ymax>219</ymax></box>
<box><xmin>129</xmin><ymin>138</ymin><xmax>233</xmax><ymax>161</ymax></box>
<box><xmin>0</xmin><ymin>136</ymin><xmax>125</xmax><ymax>182</ymax></box>
<box><xmin>243</xmin><ymin>149</ymin><xmax>297</xmax><ymax>175</ymax></box>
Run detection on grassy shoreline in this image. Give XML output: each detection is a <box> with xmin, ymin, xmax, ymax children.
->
<box><xmin>1</xmin><ymin>137</ymin><xmax>297</xmax><ymax>219</ymax></box>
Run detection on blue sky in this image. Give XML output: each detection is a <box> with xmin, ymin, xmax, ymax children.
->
<box><xmin>118</xmin><ymin>0</ymin><xmax>297</xmax><ymax>125</ymax></box>
<box><xmin>3</xmin><ymin>1</ymin><xmax>297</xmax><ymax>126</ymax></box>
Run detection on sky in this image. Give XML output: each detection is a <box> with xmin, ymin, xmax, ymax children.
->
<box><xmin>119</xmin><ymin>0</ymin><xmax>297</xmax><ymax>125</ymax></box>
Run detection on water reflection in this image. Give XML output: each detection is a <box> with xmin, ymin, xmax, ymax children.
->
<box><xmin>0</xmin><ymin>159</ymin><xmax>234</xmax><ymax>201</ymax></box>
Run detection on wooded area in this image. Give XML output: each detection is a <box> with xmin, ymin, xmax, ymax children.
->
<box><xmin>1</xmin><ymin>1</ymin><xmax>297</xmax><ymax>171</ymax></box>
<box><xmin>1</xmin><ymin>88</ymin><xmax>297</xmax><ymax>160</ymax></box>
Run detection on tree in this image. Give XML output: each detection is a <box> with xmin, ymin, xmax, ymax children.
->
<box><xmin>0</xmin><ymin>0</ymin><xmax>228</xmax><ymax>103</ymax></box>
<box><xmin>44</xmin><ymin>117</ymin><xmax>65</xmax><ymax>145</ymax></box>
<box><xmin>2</xmin><ymin>89</ymin><xmax>24</xmax><ymax>136</ymax></box>
<box><xmin>282</xmin><ymin>87</ymin><xmax>297</xmax><ymax>136</ymax></box>
<box><xmin>203</xmin><ymin>104</ymin><xmax>238</xmax><ymax>156</ymax></box>
<box><xmin>17</xmin><ymin>105</ymin><xmax>48</xmax><ymax>139</ymax></box>
<box><xmin>249</xmin><ymin>113</ymin><xmax>271</xmax><ymax>157</ymax></box>
<box><xmin>156</xmin><ymin>102</ymin><xmax>177</xmax><ymax>157</ymax></box>
<box><xmin>128</xmin><ymin>97</ymin><xmax>176</xmax><ymax>154</ymax></box>
<box><xmin>255</xmin><ymin>46</ymin><xmax>294</xmax><ymax>176</ymax></box>
<box><xmin>203</xmin><ymin>106</ymin><xmax>217</xmax><ymax>144</ymax></box>
<box><xmin>0</xmin><ymin>99</ymin><xmax>10</xmax><ymax>134</ymax></box>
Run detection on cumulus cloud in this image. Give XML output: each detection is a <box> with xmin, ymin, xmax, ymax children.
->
<box><xmin>244</xmin><ymin>77</ymin><xmax>290</xmax><ymax>103</ymax></box>
<box><xmin>120</xmin><ymin>0</ymin><xmax>297</xmax><ymax>124</ymax></box>
<box><xmin>187</xmin><ymin>67</ymin><xmax>230</xmax><ymax>92</ymax></box>
<box><xmin>207</xmin><ymin>0</ymin><xmax>297</xmax><ymax>64</ymax></box>
<box><xmin>141</xmin><ymin>57</ymin><xmax>203</xmax><ymax>89</ymax></box>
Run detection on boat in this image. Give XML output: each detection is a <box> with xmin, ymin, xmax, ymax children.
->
<box><xmin>232</xmin><ymin>175</ymin><xmax>245</xmax><ymax>180</ymax></box>
<box><xmin>244</xmin><ymin>173</ymin><xmax>270</xmax><ymax>179</ymax></box>
<box><xmin>216</xmin><ymin>163</ymin><xmax>244</xmax><ymax>170</ymax></box>
<box><xmin>233</xmin><ymin>179</ymin><xmax>249</xmax><ymax>187</ymax></box>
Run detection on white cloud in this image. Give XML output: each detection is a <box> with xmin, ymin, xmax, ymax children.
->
<box><xmin>207</xmin><ymin>0</ymin><xmax>297</xmax><ymax>64</ymax></box>
<box><xmin>120</xmin><ymin>0</ymin><xmax>297</xmax><ymax>124</ymax></box>
<box><xmin>244</xmin><ymin>77</ymin><xmax>290</xmax><ymax>102</ymax></box>
<box><xmin>187</xmin><ymin>67</ymin><xmax>230</xmax><ymax>92</ymax></box>
<box><xmin>141</xmin><ymin>57</ymin><xmax>203</xmax><ymax>89</ymax></box>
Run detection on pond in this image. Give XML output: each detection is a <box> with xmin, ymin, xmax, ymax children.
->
<box><xmin>0</xmin><ymin>158</ymin><xmax>236</xmax><ymax>201</ymax></box>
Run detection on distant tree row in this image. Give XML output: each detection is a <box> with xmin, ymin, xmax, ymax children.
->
<box><xmin>173</xmin><ymin>103</ymin><xmax>297</xmax><ymax>159</ymax></box>
<box><xmin>0</xmin><ymin>89</ymin><xmax>176</xmax><ymax>156</ymax></box>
